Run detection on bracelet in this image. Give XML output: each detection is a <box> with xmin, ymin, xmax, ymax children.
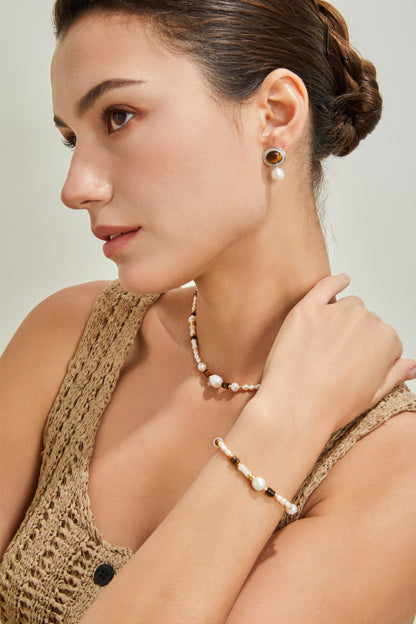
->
<box><xmin>213</xmin><ymin>437</ymin><xmax>298</xmax><ymax>516</ymax></box>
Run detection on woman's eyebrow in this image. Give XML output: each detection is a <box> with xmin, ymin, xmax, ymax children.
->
<box><xmin>53</xmin><ymin>78</ymin><xmax>146</xmax><ymax>127</ymax></box>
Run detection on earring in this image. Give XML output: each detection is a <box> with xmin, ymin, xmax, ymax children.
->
<box><xmin>263</xmin><ymin>147</ymin><xmax>286</xmax><ymax>181</ymax></box>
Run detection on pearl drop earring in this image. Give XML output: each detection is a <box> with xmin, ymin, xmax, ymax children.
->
<box><xmin>263</xmin><ymin>147</ymin><xmax>287</xmax><ymax>181</ymax></box>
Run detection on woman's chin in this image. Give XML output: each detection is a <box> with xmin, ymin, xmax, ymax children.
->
<box><xmin>116</xmin><ymin>264</ymin><xmax>191</xmax><ymax>296</ymax></box>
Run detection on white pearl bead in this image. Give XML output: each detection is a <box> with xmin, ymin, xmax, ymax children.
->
<box><xmin>271</xmin><ymin>166</ymin><xmax>285</xmax><ymax>181</ymax></box>
<box><xmin>251</xmin><ymin>476</ymin><xmax>266</xmax><ymax>492</ymax></box>
<box><xmin>209</xmin><ymin>374</ymin><xmax>223</xmax><ymax>388</ymax></box>
<box><xmin>287</xmin><ymin>504</ymin><xmax>298</xmax><ymax>515</ymax></box>
<box><xmin>225</xmin><ymin>449</ymin><xmax>233</xmax><ymax>457</ymax></box>
<box><xmin>237</xmin><ymin>463</ymin><xmax>251</xmax><ymax>478</ymax></box>
<box><xmin>191</xmin><ymin>292</ymin><xmax>261</xmax><ymax>393</ymax></box>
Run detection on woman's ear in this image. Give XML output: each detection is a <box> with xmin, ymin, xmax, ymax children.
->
<box><xmin>257</xmin><ymin>68</ymin><xmax>309</xmax><ymax>153</ymax></box>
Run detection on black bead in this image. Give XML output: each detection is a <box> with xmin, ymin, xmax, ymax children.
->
<box><xmin>94</xmin><ymin>564</ymin><xmax>115</xmax><ymax>587</ymax></box>
<box><xmin>221</xmin><ymin>382</ymin><xmax>230</xmax><ymax>389</ymax></box>
<box><xmin>265</xmin><ymin>487</ymin><xmax>276</xmax><ymax>497</ymax></box>
<box><xmin>230</xmin><ymin>456</ymin><xmax>240</xmax><ymax>465</ymax></box>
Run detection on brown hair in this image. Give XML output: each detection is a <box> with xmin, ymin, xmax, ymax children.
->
<box><xmin>53</xmin><ymin>0</ymin><xmax>382</xmax><ymax>187</ymax></box>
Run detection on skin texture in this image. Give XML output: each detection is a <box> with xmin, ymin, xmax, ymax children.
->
<box><xmin>1</xmin><ymin>10</ymin><xmax>416</xmax><ymax>624</ymax></box>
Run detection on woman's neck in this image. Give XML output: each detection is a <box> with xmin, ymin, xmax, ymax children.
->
<box><xmin>192</xmin><ymin>196</ymin><xmax>331</xmax><ymax>385</ymax></box>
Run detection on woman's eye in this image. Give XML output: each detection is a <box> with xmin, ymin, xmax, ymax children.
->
<box><xmin>61</xmin><ymin>135</ymin><xmax>76</xmax><ymax>150</ymax></box>
<box><xmin>58</xmin><ymin>109</ymin><xmax>133</xmax><ymax>149</ymax></box>
<box><xmin>107</xmin><ymin>110</ymin><xmax>134</xmax><ymax>133</ymax></box>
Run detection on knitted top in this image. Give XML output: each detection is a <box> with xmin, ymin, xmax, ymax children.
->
<box><xmin>1</xmin><ymin>280</ymin><xmax>416</xmax><ymax>624</ymax></box>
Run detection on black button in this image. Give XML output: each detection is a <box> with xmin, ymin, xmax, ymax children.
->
<box><xmin>94</xmin><ymin>563</ymin><xmax>115</xmax><ymax>587</ymax></box>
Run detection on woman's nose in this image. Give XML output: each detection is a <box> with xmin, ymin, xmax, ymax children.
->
<box><xmin>61</xmin><ymin>150</ymin><xmax>113</xmax><ymax>210</ymax></box>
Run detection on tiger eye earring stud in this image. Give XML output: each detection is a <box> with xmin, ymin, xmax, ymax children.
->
<box><xmin>263</xmin><ymin>147</ymin><xmax>287</xmax><ymax>181</ymax></box>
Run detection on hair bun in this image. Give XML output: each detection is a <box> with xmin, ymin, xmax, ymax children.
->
<box><xmin>317</xmin><ymin>0</ymin><xmax>382</xmax><ymax>157</ymax></box>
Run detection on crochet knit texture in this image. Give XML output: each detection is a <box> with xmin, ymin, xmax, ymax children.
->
<box><xmin>1</xmin><ymin>280</ymin><xmax>416</xmax><ymax>623</ymax></box>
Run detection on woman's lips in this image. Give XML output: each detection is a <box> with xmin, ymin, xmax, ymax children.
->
<box><xmin>102</xmin><ymin>228</ymin><xmax>141</xmax><ymax>258</ymax></box>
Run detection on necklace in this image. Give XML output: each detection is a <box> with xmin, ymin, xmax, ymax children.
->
<box><xmin>189</xmin><ymin>291</ymin><xmax>261</xmax><ymax>393</ymax></box>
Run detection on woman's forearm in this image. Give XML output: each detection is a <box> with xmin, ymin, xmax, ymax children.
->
<box><xmin>79</xmin><ymin>398</ymin><xmax>330</xmax><ymax>624</ymax></box>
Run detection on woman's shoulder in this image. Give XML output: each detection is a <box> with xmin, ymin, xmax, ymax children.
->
<box><xmin>0</xmin><ymin>280</ymin><xmax>112</xmax><ymax>558</ymax></box>
<box><xmin>2</xmin><ymin>280</ymin><xmax>112</xmax><ymax>369</ymax></box>
<box><xmin>303</xmin><ymin>406</ymin><xmax>416</xmax><ymax>518</ymax></box>
<box><xmin>0</xmin><ymin>279</ymin><xmax>192</xmax><ymax>431</ymax></box>
<box><xmin>0</xmin><ymin>279</ymin><xmax>114</xmax><ymax>447</ymax></box>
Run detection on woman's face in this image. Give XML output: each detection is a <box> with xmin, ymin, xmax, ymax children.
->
<box><xmin>51</xmin><ymin>11</ymin><xmax>268</xmax><ymax>294</ymax></box>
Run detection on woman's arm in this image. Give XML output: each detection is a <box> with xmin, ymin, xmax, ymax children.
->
<box><xmin>79</xmin><ymin>275</ymin><xmax>416</xmax><ymax>624</ymax></box>
<box><xmin>79</xmin><ymin>405</ymin><xmax>416</xmax><ymax>624</ymax></box>
<box><xmin>225</xmin><ymin>409</ymin><xmax>416</xmax><ymax>624</ymax></box>
<box><xmin>79</xmin><ymin>397</ymin><xmax>330</xmax><ymax>624</ymax></box>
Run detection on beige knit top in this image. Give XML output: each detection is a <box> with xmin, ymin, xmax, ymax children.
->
<box><xmin>1</xmin><ymin>280</ymin><xmax>416</xmax><ymax>624</ymax></box>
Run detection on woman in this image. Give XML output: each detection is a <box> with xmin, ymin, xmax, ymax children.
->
<box><xmin>1</xmin><ymin>1</ymin><xmax>416</xmax><ymax>622</ymax></box>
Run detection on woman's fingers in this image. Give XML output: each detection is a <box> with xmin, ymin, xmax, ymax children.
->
<box><xmin>336</xmin><ymin>294</ymin><xmax>366</xmax><ymax>308</ymax></box>
<box><xmin>300</xmin><ymin>273</ymin><xmax>351</xmax><ymax>306</ymax></box>
<box><xmin>260</xmin><ymin>272</ymin><xmax>415</xmax><ymax>435</ymax></box>
<box><xmin>373</xmin><ymin>357</ymin><xmax>416</xmax><ymax>405</ymax></box>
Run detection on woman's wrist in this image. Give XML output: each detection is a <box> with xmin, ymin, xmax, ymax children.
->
<box><xmin>249</xmin><ymin>387</ymin><xmax>334</xmax><ymax>444</ymax></box>
<box><xmin>226</xmin><ymin>395</ymin><xmax>332</xmax><ymax>497</ymax></box>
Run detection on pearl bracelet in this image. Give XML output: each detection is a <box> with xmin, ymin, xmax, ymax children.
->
<box><xmin>213</xmin><ymin>437</ymin><xmax>298</xmax><ymax>516</ymax></box>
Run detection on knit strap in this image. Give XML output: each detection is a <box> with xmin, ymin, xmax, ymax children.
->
<box><xmin>276</xmin><ymin>382</ymin><xmax>416</xmax><ymax>531</ymax></box>
<box><xmin>40</xmin><ymin>281</ymin><xmax>161</xmax><ymax>488</ymax></box>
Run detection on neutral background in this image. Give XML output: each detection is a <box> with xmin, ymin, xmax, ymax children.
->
<box><xmin>1</xmin><ymin>0</ymin><xmax>415</xmax><ymax>390</ymax></box>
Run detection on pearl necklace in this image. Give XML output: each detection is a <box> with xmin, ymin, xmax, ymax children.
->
<box><xmin>189</xmin><ymin>291</ymin><xmax>261</xmax><ymax>393</ymax></box>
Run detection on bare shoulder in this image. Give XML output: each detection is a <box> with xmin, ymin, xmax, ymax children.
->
<box><xmin>226</xmin><ymin>411</ymin><xmax>416</xmax><ymax>623</ymax></box>
<box><xmin>1</xmin><ymin>279</ymin><xmax>112</xmax><ymax>432</ymax></box>
<box><xmin>305</xmin><ymin>408</ymin><xmax>416</xmax><ymax>513</ymax></box>
<box><xmin>2</xmin><ymin>280</ymin><xmax>111</xmax><ymax>370</ymax></box>
<box><xmin>0</xmin><ymin>280</ymin><xmax>110</xmax><ymax>558</ymax></box>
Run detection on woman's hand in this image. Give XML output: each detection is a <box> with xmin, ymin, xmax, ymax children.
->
<box><xmin>256</xmin><ymin>273</ymin><xmax>416</xmax><ymax>437</ymax></box>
